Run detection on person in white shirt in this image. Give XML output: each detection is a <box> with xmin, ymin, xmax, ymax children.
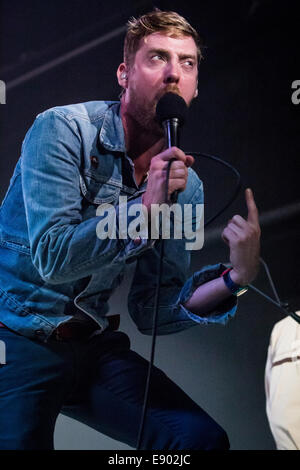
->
<box><xmin>265</xmin><ymin>307</ymin><xmax>300</xmax><ymax>450</ymax></box>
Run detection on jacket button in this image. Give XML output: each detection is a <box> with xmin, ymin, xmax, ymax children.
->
<box><xmin>133</xmin><ymin>237</ymin><xmax>141</xmax><ymax>246</ymax></box>
<box><xmin>90</xmin><ymin>156</ymin><xmax>98</xmax><ymax>168</ymax></box>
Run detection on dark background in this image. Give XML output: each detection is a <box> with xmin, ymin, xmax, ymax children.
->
<box><xmin>0</xmin><ymin>0</ymin><xmax>299</xmax><ymax>450</ymax></box>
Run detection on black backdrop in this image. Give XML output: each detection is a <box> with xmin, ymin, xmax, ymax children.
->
<box><xmin>0</xmin><ymin>0</ymin><xmax>299</xmax><ymax>449</ymax></box>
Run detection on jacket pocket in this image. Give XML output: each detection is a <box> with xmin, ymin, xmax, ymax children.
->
<box><xmin>0</xmin><ymin>237</ymin><xmax>31</xmax><ymax>255</ymax></box>
<box><xmin>79</xmin><ymin>172</ymin><xmax>121</xmax><ymax>205</ymax></box>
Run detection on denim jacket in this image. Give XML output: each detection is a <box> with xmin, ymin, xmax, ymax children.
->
<box><xmin>0</xmin><ymin>100</ymin><xmax>236</xmax><ymax>342</ymax></box>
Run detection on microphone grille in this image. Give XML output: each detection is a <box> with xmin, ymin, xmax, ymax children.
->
<box><xmin>156</xmin><ymin>92</ymin><xmax>188</xmax><ymax>126</ymax></box>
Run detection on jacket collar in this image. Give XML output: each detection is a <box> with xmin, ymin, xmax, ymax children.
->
<box><xmin>99</xmin><ymin>102</ymin><xmax>126</xmax><ymax>153</ymax></box>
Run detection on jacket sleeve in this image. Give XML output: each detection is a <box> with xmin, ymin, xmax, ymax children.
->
<box><xmin>21</xmin><ymin>109</ymin><xmax>152</xmax><ymax>284</ymax></box>
<box><xmin>127</xmin><ymin>180</ymin><xmax>237</xmax><ymax>335</ymax></box>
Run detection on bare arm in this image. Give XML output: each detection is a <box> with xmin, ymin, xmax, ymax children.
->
<box><xmin>183</xmin><ymin>188</ymin><xmax>261</xmax><ymax>316</ymax></box>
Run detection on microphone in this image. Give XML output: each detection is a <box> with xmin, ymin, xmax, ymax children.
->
<box><xmin>156</xmin><ymin>92</ymin><xmax>188</xmax><ymax>202</ymax></box>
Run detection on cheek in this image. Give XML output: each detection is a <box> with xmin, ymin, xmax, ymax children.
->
<box><xmin>142</xmin><ymin>70</ymin><xmax>159</xmax><ymax>85</ymax></box>
<box><xmin>183</xmin><ymin>78</ymin><xmax>198</xmax><ymax>97</ymax></box>
<box><xmin>136</xmin><ymin>74</ymin><xmax>160</xmax><ymax>95</ymax></box>
<box><xmin>139</xmin><ymin>64</ymin><xmax>163</xmax><ymax>81</ymax></box>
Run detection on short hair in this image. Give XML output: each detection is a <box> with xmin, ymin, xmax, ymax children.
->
<box><xmin>123</xmin><ymin>9</ymin><xmax>204</xmax><ymax>68</ymax></box>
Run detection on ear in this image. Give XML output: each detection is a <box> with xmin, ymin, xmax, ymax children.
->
<box><xmin>117</xmin><ymin>63</ymin><xmax>128</xmax><ymax>88</ymax></box>
<box><xmin>194</xmin><ymin>79</ymin><xmax>199</xmax><ymax>98</ymax></box>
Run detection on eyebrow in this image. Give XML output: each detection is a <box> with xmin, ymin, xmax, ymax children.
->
<box><xmin>147</xmin><ymin>48</ymin><xmax>197</xmax><ymax>62</ymax></box>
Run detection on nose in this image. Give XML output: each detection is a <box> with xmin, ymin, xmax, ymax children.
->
<box><xmin>164</xmin><ymin>60</ymin><xmax>180</xmax><ymax>84</ymax></box>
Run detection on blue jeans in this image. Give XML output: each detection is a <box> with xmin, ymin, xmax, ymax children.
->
<box><xmin>0</xmin><ymin>327</ymin><xmax>229</xmax><ymax>450</ymax></box>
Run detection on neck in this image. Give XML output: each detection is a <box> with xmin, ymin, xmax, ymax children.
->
<box><xmin>120</xmin><ymin>100</ymin><xmax>165</xmax><ymax>172</ymax></box>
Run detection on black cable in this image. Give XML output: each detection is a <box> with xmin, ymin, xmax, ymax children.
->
<box><xmin>257</xmin><ymin>256</ymin><xmax>281</xmax><ymax>304</ymax></box>
<box><xmin>248</xmin><ymin>256</ymin><xmax>300</xmax><ymax>324</ymax></box>
<box><xmin>187</xmin><ymin>152</ymin><xmax>242</xmax><ymax>228</ymax></box>
<box><xmin>136</xmin><ymin>160</ymin><xmax>170</xmax><ymax>450</ymax></box>
<box><xmin>135</xmin><ymin>229</ymin><xmax>165</xmax><ymax>449</ymax></box>
<box><xmin>136</xmin><ymin>151</ymin><xmax>242</xmax><ymax>449</ymax></box>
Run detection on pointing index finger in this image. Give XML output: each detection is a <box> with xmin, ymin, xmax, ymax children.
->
<box><xmin>246</xmin><ymin>188</ymin><xmax>259</xmax><ymax>225</ymax></box>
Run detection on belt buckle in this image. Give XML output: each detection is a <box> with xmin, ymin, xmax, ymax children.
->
<box><xmin>54</xmin><ymin>323</ymin><xmax>75</xmax><ymax>341</ymax></box>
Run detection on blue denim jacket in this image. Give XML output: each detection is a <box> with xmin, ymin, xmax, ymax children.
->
<box><xmin>0</xmin><ymin>101</ymin><xmax>236</xmax><ymax>342</ymax></box>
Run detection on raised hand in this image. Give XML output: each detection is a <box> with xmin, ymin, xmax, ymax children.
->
<box><xmin>222</xmin><ymin>188</ymin><xmax>261</xmax><ymax>285</ymax></box>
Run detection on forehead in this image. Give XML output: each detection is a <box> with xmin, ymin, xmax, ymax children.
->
<box><xmin>137</xmin><ymin>32</ymin><xmax>198</xmax><ymax>56</ymax></box>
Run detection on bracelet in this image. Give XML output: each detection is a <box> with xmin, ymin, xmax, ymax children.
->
<box><xmin>221</xmin><ymin>268</ymin><xmax>248</xmax><ymax>297</ymax></box>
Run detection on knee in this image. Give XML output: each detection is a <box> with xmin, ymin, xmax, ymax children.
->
<box><xmin>141</xmin><ymin>414</ymin><xmax>230</xmax><ymax>450</ymax></box>
<box><xmin>182</xmin><ymin>417</ymin><xmax>230</xmax><ymax>450</ymax></box>
<box><xmin>205</xmin><ymin>424</ymin><xmax>230</xmax><ymax>450</ymax></box>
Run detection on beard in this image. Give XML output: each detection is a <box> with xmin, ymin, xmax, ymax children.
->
<box><xmin>126</xmin><ymin>83</ymin><xmax>182</xmax><ymax>138</ymax></box>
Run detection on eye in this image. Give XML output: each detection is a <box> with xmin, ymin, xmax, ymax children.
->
<box><xmin>151</xmin><ymin>54</ymin><xmax>164</xmax><ymax>61</ymax></box>
<box><xmin>182</xmin><ymin>60</ymin><xmax>195</xmax><ymax>68</ymax></box>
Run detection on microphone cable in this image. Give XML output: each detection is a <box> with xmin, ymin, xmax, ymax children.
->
<box><xmin>248</xmin><ymin>256</ymin><xmax>300</xmax><ymax>324</ymax></box>
<box><xmin>188</xmin><ymin>152</ymin><xmax>241</xmax><ymax>227</ymax></box>
<box><xmin>136</xmin><ymin>151</ymin><xmax>241</xmax><ymax>449</ymax></box>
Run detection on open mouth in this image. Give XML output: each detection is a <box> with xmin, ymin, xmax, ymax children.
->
<box><xmin>156</xmin><ymin>85</ymin><xmax>181</xmax><ymax>102</ymax></box>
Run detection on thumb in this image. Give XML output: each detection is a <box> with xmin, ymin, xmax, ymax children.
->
<box><xmin>185</xmin><ymin>155</ymin><xmax>195</xmax><ymax>167</ymax></box>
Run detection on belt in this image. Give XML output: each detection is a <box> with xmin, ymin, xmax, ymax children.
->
<box><xmin>51</xmin><ymin>314</ymin><xmax>120</xmax><ymax>341</ymax></box>
<box><xmin>0</xmin><ymin>315</ymin><xmax>120</xmax><ymax>341</ymax></box>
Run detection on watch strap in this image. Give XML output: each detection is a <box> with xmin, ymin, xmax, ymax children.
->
<box><xmin>221</xmin><ymin>268</ymin><xmax>248</xmax><ymax>297</ymax></box>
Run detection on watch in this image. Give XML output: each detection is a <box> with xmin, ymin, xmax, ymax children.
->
<box><xmin>221</xmin><ymin>268</ymin><xmax>248</xmax><ymax>297</ymax></box>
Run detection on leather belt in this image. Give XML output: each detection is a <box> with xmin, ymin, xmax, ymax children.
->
<box><xmin>0</xmin><ymin>315</ymin><xmax>120</xmax><ymax>341</ymax></box>
<box><xmin>51</xmin><ymin>314</ymin><xmax>120</xmax><ymax>341</ymax></box>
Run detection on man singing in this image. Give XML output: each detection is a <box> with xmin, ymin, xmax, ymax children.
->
<box><xmin>0</xmin><ymin>9</ymin><xmax>260</xmax><ymax>449</ymax></box>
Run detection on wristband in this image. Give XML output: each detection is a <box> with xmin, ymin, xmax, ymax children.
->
<box><xmin>221</xmin><ymin>268</ymin><xmax>248</xmax><ymax>297</ymax></box>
